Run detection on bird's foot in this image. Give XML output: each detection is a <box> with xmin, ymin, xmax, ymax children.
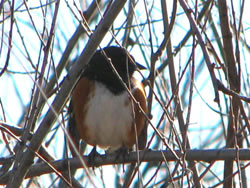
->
<box><xmin>87</xmin><ymin>146</ymin><xmax>100</xmax><ymax>168</ymax></box>
<box><xmin>114</xmin><ymin>146</ymin><xmax>130</xmax><ymax>163</ymax></box>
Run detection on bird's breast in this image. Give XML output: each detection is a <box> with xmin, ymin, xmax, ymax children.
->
<box><xmin>84</xmin><ymin>81</ymin><xmax>133</xmax><ymax>150</ymax></box>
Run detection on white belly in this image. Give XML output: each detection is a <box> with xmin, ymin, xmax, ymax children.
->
<box><xmin>84</xmin><ymin>82</ymin><xmax>133</xmax><ymax>150</ymax></box>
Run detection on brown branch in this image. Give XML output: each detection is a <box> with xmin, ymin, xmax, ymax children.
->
<box><xmin>174</xmin><ymin>0</ymin><xmax>213</xmax><ymax>54</ymax></box>
<box><xmin>165</xmin><ymin>1</ymin><xmax>202</xmax><ymax>187</ymax></box>
<box><xmin>0</xmin><ymin>122</ymin><xmax>82</xmax><ymax>187</ymax></box>
<box><xmin>217</xmin><ymin>79</ymin><xmax>250</xmax><ymax>103</ymax></box>
<box><xmin>217</xmin><ymin>0</ymin><xmax>241</xmax><ymax>187</ymax></box>
<box><xmin>46</xmin><ymin>0</ymin><xmax>101</xmax><ymax>96</ymax></box>
<box><xmin>7</xmin><ymin>0</ymin><xmax>62</xmax><ymax>186</ymax></box>
<box><xmin>178</xmin><ymin>0</ymin><xmax>219</xmax><ymax>102</ymax></box>
<box><xmin>213</xmin><ymin>161</ymin><xmax>250</xmax><ymax>187</ymax></box>
<box><xmin>0</xmin><ymin>0</ymin><xmax>14</xmax><ymax>77</ymax></box>
<box><xmin>1</xmin><ymin>149</ymin><xmax>250</xmax><ymax>185</ymax></box>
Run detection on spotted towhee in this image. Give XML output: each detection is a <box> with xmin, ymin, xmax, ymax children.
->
<box><xmin>68</xmin><ymin>46</ymin><xmax>147</xmax><ymax>157</ymax></box>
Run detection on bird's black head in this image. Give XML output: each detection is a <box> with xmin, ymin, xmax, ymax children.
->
<box><xmin>83</xmin><ymin>46</ymin><xmax>145</xmax><ymax>94</ymax></box>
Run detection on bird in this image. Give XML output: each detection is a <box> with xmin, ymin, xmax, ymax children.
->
<box><xmin>68</xmin><ymin>46</ymin><xmax>147</xmax><ymax>159</ymax></box>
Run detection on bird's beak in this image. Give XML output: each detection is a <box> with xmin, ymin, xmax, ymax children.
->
<box><xmin>136</xmin><ymin>62</ymin><xmax>147</xmax><ymax>70</ymax></box>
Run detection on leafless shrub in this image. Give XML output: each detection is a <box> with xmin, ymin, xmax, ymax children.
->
<box><xmin>0</xmin><ymin>0</ymin><xmax>249</xmax><ymax>187</ymax></box>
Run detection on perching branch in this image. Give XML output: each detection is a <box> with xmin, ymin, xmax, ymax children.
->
<box><xmin>1</xmin><ymin>149</ymin><xmax>250</xmax><ymax>185</ymax></box>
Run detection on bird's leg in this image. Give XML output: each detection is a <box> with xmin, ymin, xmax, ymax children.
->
<box><xmin>87</xmin><ymin>146</ymin><xmax>100</xmax><ymax>167</ymax></box>
<box><xmin>114</xmin><ymin>146</ymin><xmax>130</xmax><ymax>163</ymax></box>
